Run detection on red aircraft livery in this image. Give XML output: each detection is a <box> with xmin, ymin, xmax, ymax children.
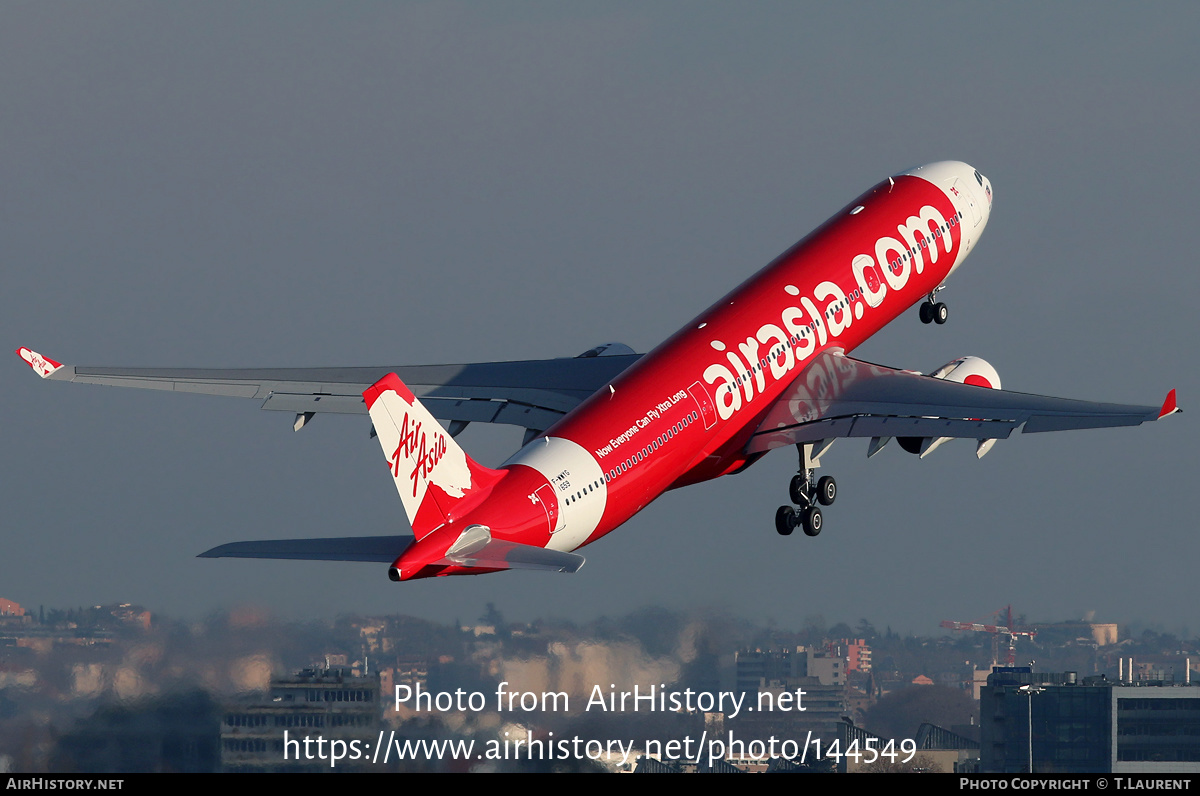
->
<box><xmin>17</xmin><ymin>162</ymin><xmax>1180</xmax><ymax>579</ymax></box>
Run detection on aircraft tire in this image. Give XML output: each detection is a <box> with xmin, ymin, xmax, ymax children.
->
<box><xmin>919</xmin><ymin>302</ymin><xmax>934</xmax><ymax>324</ymax></box>
<box><xmin>933</xmin><ymin>302</ymin><xmax>948</xmax><ymax>324</ymax></box>
<box><xmin>816</xmin><ymin>476</ymin><xmax>837</xmax><ymax>506</ymax></box>
<box><xmin>775</xmin><ymin>506</ymin><xmax>796</xmax><ymax>536</ymax></box>
<box><xmin>802</xmin><ymin>506</ymin><xmax>822</xmax><ymax>537</ymax></box>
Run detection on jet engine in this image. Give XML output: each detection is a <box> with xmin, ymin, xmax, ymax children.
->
<box><xmin>897</xmin><ymin>356</ymin><xmax>1002</xmax><ymax>458</ymax></box>
<box><xmin>927</xmin><ymin>355</ymin><xmax>1001</xmax><ymax>390</ymax></box>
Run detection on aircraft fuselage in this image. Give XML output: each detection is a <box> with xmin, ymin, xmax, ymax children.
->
<box><xmin>393</xmin><ymin>161</ymin><xmax>994</xmax><ymax>578</ymax></box>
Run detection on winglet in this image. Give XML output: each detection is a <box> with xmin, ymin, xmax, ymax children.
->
<box><xmin>1158</xmin><ymin>389</ymin><xmax>1181</xmax><ymax>419</ymax></box>
<box><xmin>16</xmin><ymin>347</ymin><xmax>64</xmax><ymax>378</ymax></box>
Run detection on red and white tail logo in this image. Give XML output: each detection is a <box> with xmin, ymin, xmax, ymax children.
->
<box><xmin>364</xmin><ymin>373</ymin><xmax>502</xmax><ymax>538</ymax></box>
<box><xmin>16</xmin><ymin>347</ymin><xmax>63</xmax><ymax>378</ymax></box>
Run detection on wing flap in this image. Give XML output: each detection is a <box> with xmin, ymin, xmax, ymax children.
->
<box><xmin>1021</xmin><ymin>413</ymin><xmax>1150</xmax><ymax>433</ymax></box>
<box><xmin>76</xmin><ymin>372</ymin><xmax>263</xmax><ymax>398</ymax></box>
<box><xmin>259</xmin><ymin>393</ymin><xmax>367</xmax><ymax>414</ymax></box>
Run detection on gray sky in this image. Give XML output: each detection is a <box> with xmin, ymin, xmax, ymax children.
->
<box><xmin>4</xmin><ymin>2</ymin><xmax>1196</xmax><ymax>636</ymax></box>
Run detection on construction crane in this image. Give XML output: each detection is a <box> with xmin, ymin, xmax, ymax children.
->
<box><xmin>940</xmin><ymin>605</ymin><xmax>1036</xmax><ymax>666</ymax></box>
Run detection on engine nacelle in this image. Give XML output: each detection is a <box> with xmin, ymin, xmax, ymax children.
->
<box><xmin>928</xmin><ymin>355</ymin><xmax>1002</xmax><ymax>390</ymax></box>
<box><xmin>897</xmin><ymin>356</ymin><xmax>1002</xmax><ymax>458</ymax></box>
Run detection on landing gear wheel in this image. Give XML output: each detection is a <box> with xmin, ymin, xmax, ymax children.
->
<box><xmin>933</xmin><ymin>302</ymin><xmax>948</xmax><ymax>324</ymax></box>
<box><xmin>789</xmin><ymin>474</ymin><xmax>810</xmax><ymax>506</ymax></box>
<box><xmin>919</xmin><ymin>302</ymin><xmax>934</xmax><ymax>324</ymax></box>
<box><xmin>816</xmin><ymin>475</ymin><xmax>837</xmax><ymax>506</ymax></box>
<box><xmin>775</xmin><ymin>506</ymin><xmax>797</xmax><ymax>536</ymax></box>
<box><xmin>801</xmin><ymin>506</ymin><xmax>823</xmax><ymax>537</ymax></box>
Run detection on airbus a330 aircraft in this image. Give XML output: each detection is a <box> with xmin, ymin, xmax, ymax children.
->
<box><xmin>18</xmin><ymin>161</ymin><xmax>1180</xmax><ymax>581</ymax></box>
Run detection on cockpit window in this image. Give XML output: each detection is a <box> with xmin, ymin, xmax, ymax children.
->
<box><xmin>974</xmin><ymin>169</ymin><xmax>983</xmax><ymax>186</ymax></box>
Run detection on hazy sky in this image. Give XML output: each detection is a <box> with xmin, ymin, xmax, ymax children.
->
<box><xmin>4</xmin><ymin>3</ymin><xmax>1196</xmax><ymax>636</ymax></box>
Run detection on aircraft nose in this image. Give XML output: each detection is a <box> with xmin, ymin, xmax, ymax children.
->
<box><xmin>953</xmin><ymin>163</ymin><xmax>992</xmax><ymax>257</ymax></box>
<box><xmin>902</xmin><ymin>160</ymin><xmax>992</xmax><ymax>232</ymax></box>
<box><xmin>970</xmin><ymin>165</ymin><xmax>993</xmax><ymax>221</ymax></box>
<box><xmin>902</xmin><ymin>161</ymin><xmax>992</xmax><ymax>269</ymax></box>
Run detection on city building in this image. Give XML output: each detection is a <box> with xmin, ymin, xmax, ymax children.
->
<box><xmin>830</xmin><ymin>638</ymin><xmax>872</xmax><ymax>673</ymax></box>
<box><xmin>221</xmin><ymin>666</ymin><xmax>381</xmax><ymax>772</ymax></box>
<box><xmin>842</xmin><ymin>720</ymin><xmax>980</xmax><ymax>773</ymax></box>
<box><xmin>981</xmin><ymin>667</ymin><xmax>1200</xmax><ymax>773</ymax></box>
<box><xmin>734</xmin><ymin>646</ymin><xmax>845</xmax><ymax>690</ymax></box>
<box><xmin>732</xmin><ymin>648</ymin><xmax>847</xmax><ymax>743</ymax></box>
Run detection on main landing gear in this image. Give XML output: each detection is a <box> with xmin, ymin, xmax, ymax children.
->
<box><xmin>776</xmin><ymin>443</ymin><xmax>837</xmax><ymax>537</ymax></box>
<box><xmin>919</xmin><ymin>287</ymin><xmax>948</xmax><ymax>325</ymax></box>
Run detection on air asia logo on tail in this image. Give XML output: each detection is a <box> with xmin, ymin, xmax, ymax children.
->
<box><xmin>365</xmin><ymin>373</ymin><xmax>476</xmax><ymax>536</ymax></box>
<box><xmin>392</xmin><ymin>412</ymin><xmax>449</xmax><ymax>497</ymax></box>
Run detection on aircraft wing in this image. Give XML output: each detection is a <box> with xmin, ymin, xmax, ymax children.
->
<box><xmin>746</xmin><ymin>351</ymin><xmax>1179</xmax><ymax>456</ymax></box>
<box><xmin>16</xmin><ymin>345</ymin><xmax>640</xmax><ymax>434</ymax></box>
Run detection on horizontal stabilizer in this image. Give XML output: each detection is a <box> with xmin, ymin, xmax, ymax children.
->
<box><xmin>199</xmin><ymin>535</ymin><xmax>414</xmax><ymax>562</ymax></box>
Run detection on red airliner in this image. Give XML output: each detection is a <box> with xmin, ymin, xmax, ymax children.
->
<box><xmin>18</xmin><ymin>161</ymin><xmax>1179</xmax><ymax>580</ymax></box>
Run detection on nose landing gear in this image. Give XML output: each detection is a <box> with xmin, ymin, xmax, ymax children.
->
<box><xmin>776</xmin><ymin>443</ymin><xmax>837</xmax><ymax>538</ymax></box>
<box><xmin>919</xmin><ymin>287</ymin><xmax>948</xmax><ymax>325</ymax></box>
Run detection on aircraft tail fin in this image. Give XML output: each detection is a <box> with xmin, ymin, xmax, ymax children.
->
<box><xmin>364</xmin><ymin>373</ymin><xmax>504</xmax><ymax>539</ymax></box>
